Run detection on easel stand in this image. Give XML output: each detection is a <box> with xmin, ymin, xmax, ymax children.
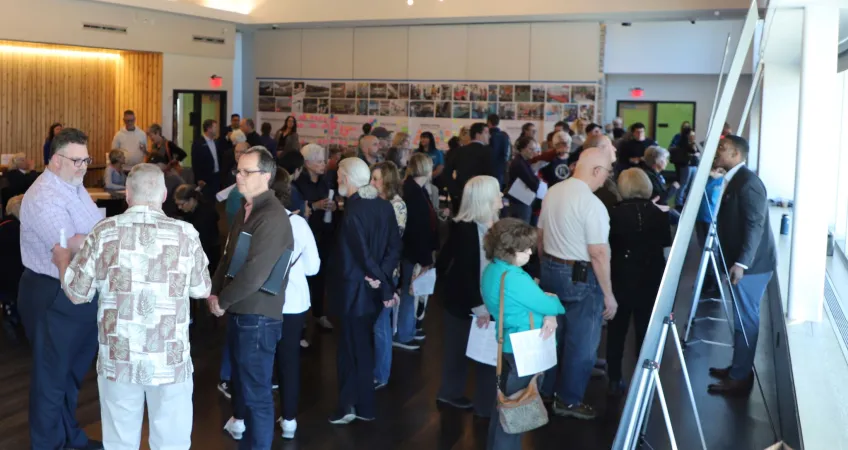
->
<box><xmin>683</xmin><ymin>222</ymin><xmax>733</xmax><ymax>347</ymax></box>
<box><xmin>619</xmin><ymin>315</ymin><xmax>707</xmax><ymax>450</ymax></box>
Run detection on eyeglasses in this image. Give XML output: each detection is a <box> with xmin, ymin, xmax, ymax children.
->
<box><xmin>56</xmin><ymin>153</ymin><xmax>92</xmax><ymax>167</ymax></box>
<box><xmin>232</xmin><ymin>168</ymin><xmax>266</xmax><ymax>177</ymax></box>
<box><xmin>595</xmin><ymin>165</ymin><xmax>614</xmax><ymax>173</ymax></box>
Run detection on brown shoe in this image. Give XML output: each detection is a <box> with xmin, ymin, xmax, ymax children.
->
<box><xmin>707</xmin><ymin>373</ymin><xmax>754</xmax><ymax>396</ymax></box>
<box><xmin>708</xmin><ymin>366</ymin><xmax>732</xmax><ymax>380</ymax></box>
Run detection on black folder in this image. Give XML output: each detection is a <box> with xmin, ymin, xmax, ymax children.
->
<box><xmin>226</xmin><ymin>231</ymin><xmax>294</xmax><ymax>296</ymax></box>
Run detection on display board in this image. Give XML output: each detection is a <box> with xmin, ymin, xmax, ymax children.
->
<box><xmin>256</xmin><ymin>79</ymin><xmax>600</xmax><ymax>150</ymax></box>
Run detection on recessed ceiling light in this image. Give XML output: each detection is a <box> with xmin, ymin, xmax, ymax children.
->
<box><xmin>407</xmin><ymin>0</ymin><xmax>413</xmax><ymax>5</ymax></box>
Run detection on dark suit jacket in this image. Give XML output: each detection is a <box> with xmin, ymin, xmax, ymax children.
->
<box><xmin>716</xmin><ymin>165</ymin><xmax>776</xmax><ymax>275</ymax></box>
<box><xmin>246</xmin><ymin>131</ymin><xmax>262</xmax><ymax>148</ymax></box>
<box><xmin>435</xmin><ymin>220</ymin><xmax>485</xmax><ymax>319</ymax></box>
<box><xmin>191</xmin><ymin>138</ymin><xmax>220</xmax><ymax>186</ymax></box>
<box><xmin>5</xmin><ymin>170</ymin><xmax>38</xmax><ymax>198</ymax></box>
<box><xmin>401</xmin><ymin>177</ymin><xmax>439</xmax><ymax>266</ymax></box>
<box><xmin>328</xmin><ymin>190</ymin><xmax>402</xmax><ymax>317</ymax></box>
<box><xmin>443</xmin><ymin>142</ymin><xmax>495</xmax><ymax>203</ymax></box>
<box><xmin>639</xmin><ymin>161</ymin><xmax>669</xmax><ymax>204</ymax></box>
<box><xmin>0</xmin><ymin>217</ymin><xmax>22</xmax><ymax>299</ymax></box>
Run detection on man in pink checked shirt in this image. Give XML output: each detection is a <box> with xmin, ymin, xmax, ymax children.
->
<box><xmin>18</xmin><ymin>128</ymin><xmax>105</xmax><ymax>450</ymax></box>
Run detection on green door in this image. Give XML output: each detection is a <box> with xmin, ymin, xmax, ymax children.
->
<box><xmin>655</xmin><ymin>103</ymin><xmax>695</xmax><ymax>149</ymax></box>
<box><xmin>617</xmin><ymin>102</ymin><xmax>654</xmax><ymax>135</ymax></box>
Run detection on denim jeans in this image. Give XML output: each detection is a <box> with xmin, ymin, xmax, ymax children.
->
<box><xmin>539</xmin><ymin>258</ymin><xmax>604</xmax><ymax>405</ymax></box>
<box><xmin>729</xmin><ymin>271</ymin><xmax>773</xmax><ymax>380</ymax></box>
<box><xmin>220</xmin><ymin>339</ymin><xmax>232</xmax><ymax>381</ymax></box>
<box><xmin>373</xmin><ymin>305</ymin><xmax>393</xmax><ymax>384</ymax></box>
<box><xmin>506</xmin><ymin>197</ymin><xmax>532</xmax><ymax>224</ymax></box>
<box><xmin>228</xmin><ymin>314</ymin><xmax>282</xmax><ymax>450</ymax></box>
<box><xmin>676</xmin><ymin>165</ymin><xmax>697</xmax><ymax>207</ymax></box>
<box><xmin>396</xmin><ymin>259</ymin><xmax>417</xmax><ymax>343</ymax></box>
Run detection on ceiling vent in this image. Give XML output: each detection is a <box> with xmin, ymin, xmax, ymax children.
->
<box><xmin>193</xmin><ymin>35</ymin><xmax>226</xmax><ymax>45</ymax></box>
<box><xmin>82</xmin><ymin>23</ymin><xmax>128</xmax><ymax>34</ymax></box>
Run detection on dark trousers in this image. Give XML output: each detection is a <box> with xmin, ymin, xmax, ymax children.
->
<box><xmin>229</xmin><ymin>313</ymin><xmax>282</xmax><ymax>450</ymax></box>
<box><xmin>695</xmin><ymin>221</ymin><xmax>718</xmax><ymax>292</ymax></box>
<box><xmin>17</xmin><ymin>269</ymin><xmax>98</xmax><ymax>450</ymax></box>
<box><xmin>275</xmin><ymin>311</ymin><xmax>307</xmax><ymax>421</ymax></box>
<box><xmin>605</xmin><ymin>297</ymin><xmax>653</xmax><ymax>382</ymax></box>
<box><xmin>336</xmin><ymin>314</ymin><xmax>377</xmax><ymax>418</ymax></box>
<box><xmin>506</xmin><ymin>197</ymin><xmax>532</xmax><ymax>224</ymax></box>
<box><xmin>438</xmin><ymin>310</ymin><xmax>496</xmax><ymax>417</ymax></box>
<box><xmin>486</xmin><ymin>353</ymin><xmax>535</xmax><ymax>450</ymax></box>
<box><xmin>200</xmin><ymin>175</ymin><xmax>221</xmax><ymax>202</ymax></box>
<box><xmin>308</xmin><ymin>240</ymin><xmax>332</xmax><ymax>318</ymax></box>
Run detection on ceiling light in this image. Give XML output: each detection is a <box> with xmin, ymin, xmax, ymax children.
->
<box><xmin>201</xmin><ymin>0</ymin><xmax>253</xmax><ymax>15</ymax></box>
<box><xmin>0</xmin><ymin>45</ymin><xmax>119</xmax><ymax>60</ymax></box>
<box><xmin>407</xmin><ymin>0</ymin><xmax>413</xmax><ymax>5</ymax></box>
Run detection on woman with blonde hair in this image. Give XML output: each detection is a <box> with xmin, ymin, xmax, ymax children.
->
<box><xmin>434</xmin><ymin>175</ymin><xmax>502</xmax><ymax>416</ymax></box>
<box><xmin>386</xmin><ymin>132</ymin><xmax>412</xmax><ymax>173</ymax></box>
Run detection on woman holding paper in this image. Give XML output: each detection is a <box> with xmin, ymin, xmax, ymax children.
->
<box><xmin>505</xmin><ymin>136</ymin><xmax>541</xmax><ymax>223</ymax></box>
<box><xmin>480</xmin><ymin>218</ymin><xmax>564</xmax><ymax>450</ymax></box>
<box><xmin>434</xmin><ymin>175</ymin><xmax>501</xmax><ymax>416</ymax></box>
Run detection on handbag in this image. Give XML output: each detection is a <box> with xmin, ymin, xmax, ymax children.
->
<box><xmin>495</xmin><ymin>271</ymin><xmax>549</xmax><ymax>434</ymax></box>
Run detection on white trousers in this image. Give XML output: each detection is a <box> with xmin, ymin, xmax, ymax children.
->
<box><xmin>98</xmin><ymin>376</ymin><xmax>193</xmax><ymax>450</ymax></box>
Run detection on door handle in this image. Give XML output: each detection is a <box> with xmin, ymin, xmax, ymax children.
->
<box><xmin>657</xmin><ymin>123</ymin><xmax>669</xmax><ymax>128</ymax></box>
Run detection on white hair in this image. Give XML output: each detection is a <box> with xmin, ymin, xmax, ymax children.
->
<box><xmin>613</xmin><ymin>117</ymin><xmax>624</xmax><ymax>127</ymax></box>
<box><xmin>301</xmin><ymin>143</ymin><xmax>326</xmax><ymax>162</ymax></box>
<box><xmin>455</xmin><ymin>175</ymin><xmax>501</xmax><ymax>224</ymax></box>
<box><xmin>230</xmin><ymin>129</ymin><xmax>247</xmax><ymax>144</ymax></box>
<box><xmin>126</xmin><ymin>163</ymin><xmax>166</xmax><ymax>206</ymax></box>
<box><xmin>644</xmin><ymin>146</ymin><xmax>669</xmax><ymax>167</ymax></box>
<box><xmin>339</xmin><ymin>157</ymin><xmax>371</xmax><ymax>189</ymax></box>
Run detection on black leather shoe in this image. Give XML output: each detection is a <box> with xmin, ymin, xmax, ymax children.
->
<box><xmin>708</xmin><ymin>366</ymin><xmax>732</xmax><ymax>380</ymax></box>
<box><xmin>707</xmin><ymin>373</ymin><xmax>754</xmax><ymax>396</ymax></box>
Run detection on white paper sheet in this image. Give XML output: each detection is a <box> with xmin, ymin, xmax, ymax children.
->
<box><xmin>507</xmin><ymin>178</ymin><xmax>536</xmax><ymax>205</ymax></box>
<box><xmin>391</xmin><ymin>303</ymin><xmax>399</xmax><ymax>334</ymax></box>
<box><xmin>216</xmin><ymin>184</ymin><xmax>236</xmax><ymax>202</ymax></box>
<box><xmin>411</xmin><ymin>268</ymin><xmax>437</xmax><ymax>296</ymax></box>
<box><xmin>508</xmin><ymin>329</ymin><xmax>558</xmax><ymax>377</ymax></box>
<box><xmin>535</xmin><ymin>180</ymin><xmax>548</xmax><ymax>200</ymax></box>
<box><xmin>465</xmin><ymin>318</ymin><xmax>498</xmax><ymax>367</ymax></box>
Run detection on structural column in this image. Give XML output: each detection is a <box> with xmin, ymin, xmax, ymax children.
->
<box><xmin>787</xmin><ymin>2</ymin><xmax>840</xmax><ymax>322</ymax></box>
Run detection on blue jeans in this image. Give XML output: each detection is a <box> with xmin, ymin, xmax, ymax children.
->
<box><xmin>539</xmin><ymin>258</ymin><xmax>604</xmax><ymax>405</ymax></box>
<box><xmin>676</xmin><ymin>165</ymin><xmax>697</xmax><ymax>207</ymax></box>
<box><xmin>373</xmin><ymin>306</ymin><xmax>393</xmax><ymax>384</ymax></box>
<box><xmin>506</xmin><ymin>197</ymin><xmax>532</xmax><ymax>223</ymax></box>
<box><xmin>228</xmin><ymin>314</ymin><xmax>282</xmax><ymax>450</ymax></box>
<box><xmin>396</xmin><ymin>259</ymin><xmax>417</xmax><ymax>343</ymax></box>
<box><xmin>729</xmin><ymin>271</ymin><xmax>773</xmax><ymax>380</ymax></box>
<box><xmin>220</xmin><ymin>339</ymin><xmax>232</xmax><ymax>381</ymax></box>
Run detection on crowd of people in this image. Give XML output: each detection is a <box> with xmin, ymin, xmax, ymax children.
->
<box><xmin>0</xmin><ymin>107</ymin><xmax>776</xmax><ymax>450</ymax></box>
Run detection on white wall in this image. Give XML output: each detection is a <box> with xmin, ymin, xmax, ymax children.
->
<box><xmin>605</xmin><ymin>20</ymin><xmax>753</xmax><ymax>75</ymax></box>
<box><xmin>758</xmin><ymin>63</ymin><xmax>800</xmax><ymax>200</ymax></box>
<box><xmin>254</xmin><ymin>23</ymin><xmax>601</xmax><ymax>82</ymax></box>
<box><xmin>162</xmin><ymin>54</ymin><xmax>234</xmax><ymax>140</ymax></box>
<box><xmin>605</xmin><ymin>74</ymin><xmax>752</xmax><ymax>142</ymax></box>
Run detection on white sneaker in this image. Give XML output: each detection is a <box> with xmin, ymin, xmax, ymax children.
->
<box><xmin>277</xmin><ymin>417</ymin><xmax>297</xmax><ymax>439</ymax></box>
<box><xmin>300</xmin><ymin>339</ymin><xmax>310</xmax><ymax>348</ymax></box>
<box><xmin>317</xmin><ymin>316</ymin><xmax>334</xmax><ymax>330</ymax></box>
<box><xmin>223</xmin><ymin>417</ymin><xmax>245</xmax><ymax>440</ymax></box>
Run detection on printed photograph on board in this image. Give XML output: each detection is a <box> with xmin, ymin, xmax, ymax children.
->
<box><xmin>357</xmin><ymin>83</ymin><xmax>369</xmax><ymax>98</ymax></box>
<box><xmin>532</xmin><ymin>85</ymin><xmax>546</xmax><ymax>102</ymax></box>
<box><xmin>379</xmin><ymin>101</ymin><xmax>392</xmax><ymax>117</ymax></box>
<box><xmin>276</xmin><ymin>97</ymin><xmax>292</xmax><ymax>113</ymax></box>
<box><xmin>453</xmin><ymin>84</ymin><xmax>470</xmax><ymax>102</ymax></box>
<box><xmin>572</xmin><ymin>86</ymin><xmax>596</xmax><ymax>103</ymax></box>
<box><xmin>546</xmin><ymin>85</ymin><xmax>570</xmax><ymax>103</ymax></box>
<box><xmin>453</xmin><ymin>102</ymin><xmax>471</xmax><ymax>119</ymax></box>
<box><xmin>516</xmin><ymin>103</ymin><xmax>543</xmax><ymax>121</ymax></box>
<box><xmin>370</xmin><ymin>83</ymin><xmax>388</xmax><ymax>99</ymax></box>
<box><xmin>411</xmin><ymin>84</ymin><xmax>440</xmax><ymax>101</ymax></box>
<box><xmin>488</xmin><ymin>85</ymin><xmax>498</xmax><ymax>102</ymax></box>
<box><xmin>469</xmin><ymin>85</ymin><xmax>488</xmax><ymax>101</ymax></box>
<box><xmin>579</xmin><ymin>104</ymin><xmax>596</xmax><ymax>121</ymax></box>
<box><xmin>563</xmin><ymin>104</ymin><xmax>579</xmax><ymax>122</ymax></box>
<box><xmin>274</xmin><ymin>81</ymin><xmax>293</xmax><ymax>97</ymax></box>
<box><xmin>544</xmin><ymin>103</ymin><xmax>562</xmax><ymax>121</ymax></box>
<box><xmin>410</xmin><ymin>101</ymin><xmax>435</xmax><ymax>117</ymax></box>
<box><xmin>389</xmin><ymin>100</ymin><xmax>408</xmax><ymax>116</ymax></box>
<box><xmin>331</xmin><ymin>83</ymin><xmax>347</xmax><ymax>98</ymax></box>
<box><xmin>305</xmin><ymin>82</ymin><xmax>330</xmax><ymax>98</ymax></box>
<box><xmin>514</xmin><ymin>85</ymin><xmax>531</xmax><ymax>102</ymax></box>
<box><xmin>304</xmin><ymin>98</ymin><xmax>330</xmax><ymax>113</ymax></box>
<box><xmin>498</xmin><ymin>103</ymin><xmax>516</xmax><ymax>120</ymax></box>
<box><xmin>292</xmin><ymin>98</ymin><xmax>304</xmax><ymax>113</ymax></box>
<box><xmin>471</xmin><ymin>102</ymin><xmax>497</xmax><ymax>119</ymax></box>
<box><xmin>258</xmin><ymin>81</ymin><xmax>274</xmax><ymax>97</ymax></box>
<box><xmin>498</xmin><ymin>85</ymin><xmax>514</xmax><ymax>102</ymax></box>
<box><xmin>387</xmin><ymin>83</ymin><xmax>400</xmax><ymax>99</ymax></box>
<box><xmin>435</xmin><ymin>101</ymin><xmax>451</xmax><ymax>118</ymax></box>
<box><xmin>330</xmin><ymin>99</ymin><xmax>356</xmax><ymax>115</ymax></box>
<box><xmin>356</xmin><ymin>99</ymin><xmax>369</xmax><ymax>116</ymax></box>
<box><xmin>293</xmin><ymin>82</ymin><xmax>306</xmax><ymax>96</ymax></box>
<box><xmin>368</xmin><ymin>100</ymin><xmax>381</xmax><ymax>116</ymax></box>
<box><xmin>440</xmin><ymin>84</ymin><xmax>453</xmax><ymax>101</ymax></box>
<box><xmin>345</xmin><ymin>82</ymin><xmax>357</xmax><ymax>98</ymax></box>
<box><xmin>258</xmin><ymin>96</ymin><xmax>276</xmax><ymax>112</ymax></box>
<box><xmin>399</xmin><ymin>84</ymin><xmax>410</xmax><ymax>99</ymax></box>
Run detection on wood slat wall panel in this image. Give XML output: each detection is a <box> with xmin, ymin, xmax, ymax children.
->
<box><xmin>0</xmin><ymin>40</ymin><xmax>162</xmax><ymax>170</ymax></box>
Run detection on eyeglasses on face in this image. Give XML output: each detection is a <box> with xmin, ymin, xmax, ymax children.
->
<box><xmin>56</xmin><ymin>153</ymin><xmax>92</xmax><ymax>167</ymax></box>
<box><xmin>232</xmin><ymin>168</ymin><xmax>266</xmax><ymax>177</ymax></box>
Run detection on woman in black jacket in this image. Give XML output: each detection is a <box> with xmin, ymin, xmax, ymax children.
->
<box><xmin>0</xmin><ymin>195</ymin><xmax>24</xmax><ymax>335</ymax></box>
<box><xmin>147</xmin><ymin>123</ymin><xmax>187</xmax><ymax>166</ymax></box>
<box><xmin>174</xmin><ymin>184</ymin><xmax>221</xmax><ymax>275</ymax></box>
<box><xmin>434</xmin><ymin>175</ymin><xmax>502</xmax><ymax>417</ymax></box>
<box><xmin>505</xmin><ymin>136</ymin><xmax>540</xmax><ymax>223</ymax></box>
<box><xmin>606</xmin><ymin>168</ymin><xmax>671</xmax><ymax>396</ymax></box>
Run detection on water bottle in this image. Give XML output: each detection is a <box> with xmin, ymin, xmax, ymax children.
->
<box><xmin>780</xmin><ymin>214</ymin><xmax>790</xmax><ymax>235</ymax></box>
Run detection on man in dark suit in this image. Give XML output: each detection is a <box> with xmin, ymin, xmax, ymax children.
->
<box><xmin>240</xmin><ymin>118</ymin><xmax>263</xmax><ymax>148</ymax></box>
<box><xmin>708</xmin><ymin>135</ymin><xmax>776</xmax><ymax>395</ymax></box>
<box><xmin>443</xmin><ymin>122</ymin><xmax>495</xmax><ymax>213</ymax></box>
<box><xmin>487</xmin><ymin>114</ymin><xmax>511</xmax><ymax>190</ymax></box>
<box><xmin>191</xmin><ymin>119</ymin><xmax>222</xmax><ymax>201</ymax></box>
<box><xmin>327</xmin><ymin>157</ymin><xmax>402</xmax><ymax>425</ymax></box>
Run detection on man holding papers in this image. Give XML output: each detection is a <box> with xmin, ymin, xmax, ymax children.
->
<box><xmin>207</xmin><ymin>146</ymin><xmax>294</xmax><ymax>450</ymax></box>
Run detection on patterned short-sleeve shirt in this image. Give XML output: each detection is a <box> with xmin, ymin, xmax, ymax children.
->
<box><xmin>63</xmin><ymin>205</ymin><xmax>212</xmax><ymax>386</ymax></box>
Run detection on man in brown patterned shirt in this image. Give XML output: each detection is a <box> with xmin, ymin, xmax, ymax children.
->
<box><xmin>52</xmin><ymin>164</ymin><xmax>212</xmax><ymax>450</ymax></box>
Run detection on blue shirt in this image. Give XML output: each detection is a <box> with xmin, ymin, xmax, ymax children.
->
<box><xmin>225</xmin><ymin>187</ymin><xmax>244</xmax><ymax>226</ymax></box>
<box><xmin>697</xmin><ymin>176</ymin><xmax>723</xmax><ymax>223</ymax></box>
<box><xmin>421</xmin><ymin>148</ymin><xmax>444</xmax><ymax>169</ymax></box>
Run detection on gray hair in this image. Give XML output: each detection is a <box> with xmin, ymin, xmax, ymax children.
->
<box><xmin>127</xmin><ymin>164</ymin><xmax>166</xmax><ymax>206</ymax></box>
<box><xmin>617</xmin><ymin>168</ymin><xmax>653</xmax><ymax>200</ymax></box>
<box><xmin>643</xmin><ymin>146</ymin><xmax>669</xmax><ymax>167</ymax></box>
<box><xmin>406</xmin><ymin>153</ymin><xmax>433</xmax><ymax>178</ymax></box>
<box><xmin>455</xmin><ymin>175</ymin><xmax>501</xmax><ymax>225</ymax></box>
<box><xmin>339</xmin><ymin>157</ymin><xmax>371</xmax><ymax>188</ymax></box>
<box><xmin>230</xmin><ymin>129</ymin><xmax>247</xmax><ymax>144</ymax></box>
<box><xmin>301</xmin><ymin>143</ymin><xmax>326</xmax><ymax>162</ymax></box>
<box><xmin>243</xmin><ymin>146</ymin><xmax>277</xmax><ymax>187</ymax></box>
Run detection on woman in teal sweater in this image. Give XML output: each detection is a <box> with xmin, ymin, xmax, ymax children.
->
<box><xmin>480</xmin><ymin>218</ymin><xmax>565</xmax><ymax>450</ymax></box>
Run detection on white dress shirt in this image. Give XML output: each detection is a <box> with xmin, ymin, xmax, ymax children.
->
<box><xmin>282</xmin><ymin>209</ymin><xmax>320</xmax><ymax>314</ymax></box>
<box><xmin>204</xmin><ymin>135</ymin><xmax>220</xmax><ymax>174</ymax></box>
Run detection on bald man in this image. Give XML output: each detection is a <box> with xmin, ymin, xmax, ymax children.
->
<box><xmin>568</xmin><ymin>135</ymin><xmax>622</xmax><ymax>211</ymax></box>
<box><xmin>537</xmin><ymin>147</ymin><xmax>618</xmax><ymax>421</ymax></box>
<box><xmin>357</xmin><ymin>135</ymin><xmax>382</xmax><ymax>166</ymax></box>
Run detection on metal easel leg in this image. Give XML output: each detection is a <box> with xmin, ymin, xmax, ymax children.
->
<box><xmin>652</xmin><ymin>368</ymin><xmax>679</xmax><ymax>450</ymax></box>
<box><xmin>621</xmin><ymin>359</ymin><xmax>654</xmax><ymax>450</ymax></box>
<box><xmin>637</xmin><ymin>319</ymin><xmax>670</xmax><ymax>440</ymax></box>
<box><xmin>669</xmin><ymin>317</ymin><xmax>708</xmax><ymax>450</ymax></box>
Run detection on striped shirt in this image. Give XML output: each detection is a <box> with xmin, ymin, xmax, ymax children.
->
<box><xmin>20</xmin><ymin>169</ymin><xmax>103</xmax><ymax>278</ymax></box>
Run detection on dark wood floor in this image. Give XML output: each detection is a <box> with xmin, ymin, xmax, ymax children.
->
<box><xmin>0</xmin><ymin>235</ymin><xmax>780</xmax><ymax>450</ymax></box>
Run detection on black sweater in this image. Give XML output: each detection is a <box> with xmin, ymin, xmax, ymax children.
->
<box><xmin>435</xmin><ymin>221</ymin><xmax>485</xmax><ymax>319</ymax></box>
<box><xmin>401</xmin><ymin>177</ymin><xmax>439</xmax><ymax>266</ymax></box>
<box><xmin>507</xmin><ymin>157</ymin><xmax>540</xmax><ymax>197</ymax></box>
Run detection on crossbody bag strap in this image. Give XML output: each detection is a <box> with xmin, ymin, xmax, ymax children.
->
<box><xmin>496</xmin><ymin>271</ymin><xmax>508</xmax><ymax>379</ymax></box>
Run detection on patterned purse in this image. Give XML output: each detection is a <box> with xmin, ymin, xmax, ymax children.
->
<box><xmin>495</xmin><ymin>272</ymin><xmax>549</xmax><ymax>434</ymax></box>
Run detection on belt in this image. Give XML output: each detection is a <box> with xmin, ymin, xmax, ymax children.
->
<box><xmin>544</xmin><ymin>254</ymin><xmax>579</xmax><ymax>266</ymax></box>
